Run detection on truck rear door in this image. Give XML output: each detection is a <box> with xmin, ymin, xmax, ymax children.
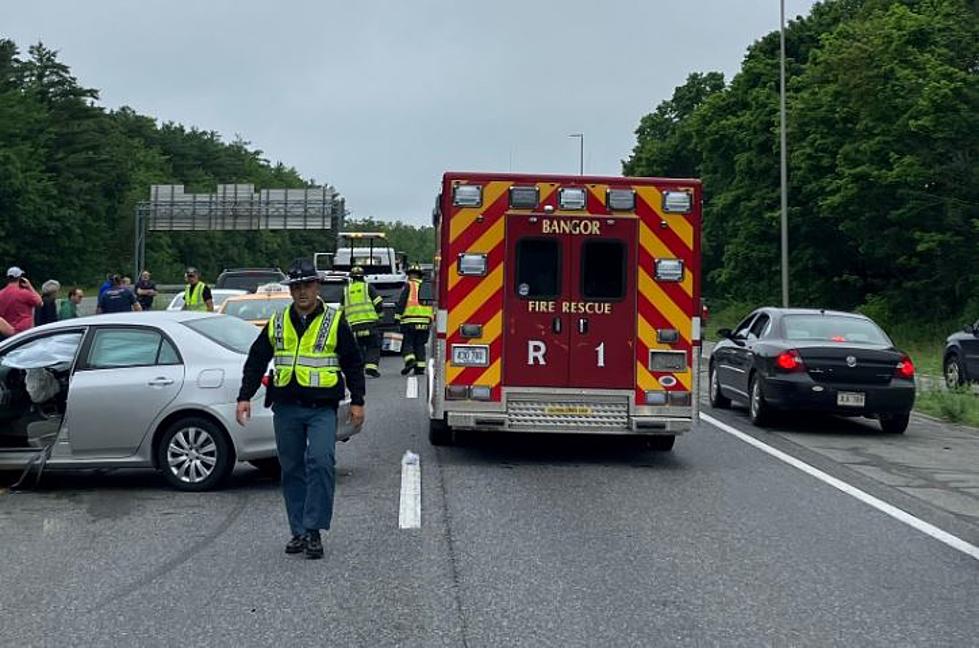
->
<box><xmin>503</xmin><ymin>214</ymin><xmax>570</xmax><ymax>387</ymax></box>
<box><xmin>503</xmin><ymin>213</ymin><xmax>636</xmax><ymax>390</ymax></box>
<box><xmin>567</xmin><ymin>221</ymin><xmax>637</xmax><ymax>389</ymax></box>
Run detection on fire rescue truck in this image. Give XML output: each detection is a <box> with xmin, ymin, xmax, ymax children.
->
<box><xmin>427</xmin><ymin>172</ymin><xmax>702</xmax><ymax>450</ymax></box>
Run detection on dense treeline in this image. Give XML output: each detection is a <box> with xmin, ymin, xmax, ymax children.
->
<box><xmin>625</xmin><ymin>0</ymin><xmax>979</xmax><ymax>329</ymax></box>
<box><xmin>0</xmin><ymin>39</ymin><xmax>435</xmax><ymax>287</ymax></box>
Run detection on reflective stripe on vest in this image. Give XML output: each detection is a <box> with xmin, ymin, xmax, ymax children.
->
<box><xmin>343</xmin><ymin>281</ymin><xmax>379</xmax><ymax>328</ymax></box>
<box><xmin>401</xmin><ymin>280</ymin><xmax>432</xmax><ymax>326</ymax></box>
<box><xmin>185</xmin><ymin>282</ymin><xmax>207</xmax><ymax>311</ymax></box>
<box><xmin>268</xmin><ymin>303</ymin><xmax>342</xmax><ymax>389</ymax></box>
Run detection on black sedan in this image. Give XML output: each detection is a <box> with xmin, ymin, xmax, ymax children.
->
<box><xmin>708</xmin><ymin>308</ymin><xmax>916</xmax><ymax>434</ymax></box>
<box><xmin>943</xmin><ymin>320</ymin><xmax>979</xmax><ymax>388</ymax></box>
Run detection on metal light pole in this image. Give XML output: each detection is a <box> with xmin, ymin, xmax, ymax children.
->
<box><xmin>569</xmin><ymin>133</ymin><xmax>584</xmax><ymax>175</ymax></box>
<box><xmin>779</xmin><ymin>0</ymin><xmax>789</xmax><ymax>307</ymax></box>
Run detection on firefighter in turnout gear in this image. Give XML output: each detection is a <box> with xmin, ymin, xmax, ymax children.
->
<box><xmin>396</xmin><ymin>264</ymin><xmax>433</xmax><ymax>376</ymax></box>
<box><xmin>235</xmin><ymin>258</ymin><xmax>366</xmax><ymax>560</ymax></box>
<box><xmin>341</xmin><ymin>266</ymin><xmax>383</xmax><ymax>378</ymax></box>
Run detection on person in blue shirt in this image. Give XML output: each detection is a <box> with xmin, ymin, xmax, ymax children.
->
<box><xmin>98</xmin><ymin>273</ymin><xmax>113</xmax><ymax>298</ymax></box>
<box><xmin>97</xmin><ymin>275</ymin><xmax>141</xmax><ymax>314</ymax></box>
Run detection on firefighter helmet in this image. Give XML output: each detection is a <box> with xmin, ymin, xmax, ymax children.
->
<box><xmin>407</xmin><ymin>263</ymin><xmax>423</xmax><ymax>278</ymax></box>
<box><xmin>349</xmin><ymin>265</ymin><xmax>365</xmax><ymax>278</ymax></box>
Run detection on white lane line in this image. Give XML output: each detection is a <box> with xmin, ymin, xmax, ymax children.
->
<box><xmin>399</xmin><ymin>451</ymin><xmax>421</xmax><ymax>529</ymax></box>
<box><xmin>700</xmin><ymin>413</ymin><xmax>979</xmax><ymax>561</ymax></box>
<box><xmin>405</xmin><ymin>376</ymin><xmax>419</xmax><ymax>399</ymax></box>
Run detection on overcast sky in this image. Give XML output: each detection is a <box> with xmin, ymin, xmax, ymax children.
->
<box><xmin>2</xmin><ymin>0</ymin><xmax>817</xmax><ymax>225</ymax></box>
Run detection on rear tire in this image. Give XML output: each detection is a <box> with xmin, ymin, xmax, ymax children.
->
<box><xmin>748</xmin><ymin>374</ymin><xmax>772</xmax><ymax>427</ymax></box>
<box><xmin>429</xmin><ymin>418</ymin><xmax>452</xmax><ymax>446</ymax></box>
<box><xmin>944</xmin><ymin>354</ymin><xmax>965</xmax><ymax>388</ymax></box>
<box><xmin>157</xmin><ymin>417</ymin><xmax>234</xmax><ymax>492</ymax></box>
<box><xmin>708</xmin><ymin>364</ymin><xmax>731</xmax><ymax>409</ymax></box>
<box><xmin>880</xmin><ymin>411</ymin><xmax>910</xmax><ymax>435</ymax></box>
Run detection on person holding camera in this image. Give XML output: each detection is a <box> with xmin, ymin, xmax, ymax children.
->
<box><xmin>0</xmin><ymin>267</ymin><xmax>42</xmax><ymax>334</ymax></box>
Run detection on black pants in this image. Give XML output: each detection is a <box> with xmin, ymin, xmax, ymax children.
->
<box><xmin>354</xmin><ymin>327</ymin><xmax>381</xmax><ymax>371</ymax></box>
<box><xmin>402</xmin><ymin>325</ymin><xmax>429</xmax><ymax>370</ymax></box>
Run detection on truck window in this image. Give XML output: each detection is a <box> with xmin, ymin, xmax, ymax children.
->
<box><xmin>581</xmin><ymin>240</ymin><xmax>625</xmax><ymax>300</ymax></box>
<box><xmin>516</xmin><ymin>239</ymin><xmax>560</xmax><ymax>299</ymax></box>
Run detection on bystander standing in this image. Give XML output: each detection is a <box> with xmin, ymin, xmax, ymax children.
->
<box><xmin>97</xmin><ymin>275</ymin><xmax>141</xmax><ymax>314</ymax></box>
<box><xmin>0</xmin><ymin>267</ymin><xmax>42</xmax><ymax>334</ymax></box>
<box><xmin>59</xmin><ymin>288</ymin><xmax>84</xmax><ymax>320</ymax></box>
<box><xmin>35</xmin><ymin>279</ymin><xmax>60</xmax><ymax>326</ymax></box>
<box><xmin>135</xmin><ymin>270</ymin><xmax>158</xmax><ymax>311</ymax></box>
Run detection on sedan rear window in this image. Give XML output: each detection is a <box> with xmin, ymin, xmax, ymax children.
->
<box><xmin>782</xmin><ymin>315</ymin><xmax>890</xmax><ymax>344</ymax></box>
<box><xmin>223</xmin><ymin>299</ymin><xmax>288</xmax><ymax>321</ymax></box>
<box><xmin>184</xmin><ymin>316</ymin><xmax>262</xmax><ymax>354</ymax></box>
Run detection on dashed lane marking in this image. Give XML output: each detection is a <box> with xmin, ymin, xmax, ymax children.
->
<box><xmin>399</xmin><ymin>451</ymin><xmax>421</xmax><ymax>529</ymax></box>
<box><xmin>405</xmin><ymin>376</ymin><xmax>418</xmax><ymax>399</ymax></box>
<box><xmin>701</xmin><ymin>412</ymin><xmax>979</xmax><ymax>562</ymax></box>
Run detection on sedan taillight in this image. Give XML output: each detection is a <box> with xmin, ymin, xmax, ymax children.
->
<box><xmin>896</xmin><ymin>356</ymin><xmax>915</xmax><ymax>379</ymax></box>
<box><xmin>775</xmin><ymin>349</ymin><xmax>805</xmax><ymax>372</ymax></box>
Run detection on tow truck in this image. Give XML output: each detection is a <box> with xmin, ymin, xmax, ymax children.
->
<box><xmin>314</xmin><ymin>231</ymin><xmax>406</xmax><ymax>351</ymax></box>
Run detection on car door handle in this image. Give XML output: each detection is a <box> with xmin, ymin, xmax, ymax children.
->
<box><xmin>148</xmin><ymin>377</ymin><xmax>175</xmax><ymax>386</ymax></box>
<box><xmin>552</xmin><ymin>317</ymin><xmax>562</xmax><ymax>334</ymax></box>
<box><xmin>578</xmin><ymin>318</ymin><xmax>589</xmax><ymax>334</ymax></box>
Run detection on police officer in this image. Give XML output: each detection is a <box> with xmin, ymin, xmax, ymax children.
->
<box><xmin>341</xmin><ymin>266</ymin><xmax>383</xmax><ymax>378</ymax></box>
<box><xmin>182</xmin><ymin>267</ymin><xmax>214</xmax><ymax>312</ymax></box>
<box><xmin>235</xmin><ymin>258</ymin><xmax>366</xmax><ymax>560</ymax></box>
<box><xmin>396</xmin><ymin>264</ymin><xmax>433</xmax><ymax>376</ymax></box>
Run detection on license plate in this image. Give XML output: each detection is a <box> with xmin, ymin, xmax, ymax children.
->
<box><xmin>451</xmin><ymin>345</ymin><xmax>488</xmax><ymax>367</ymax></box>
<box><xmin>837</xmin><ymin>391</ymin><xmax>865</xmax><ymax>407</ymax></box>
<box><xmin>382</xmin><ymin>332</ymin><xmax>403</xmax><ymax>353</ymax></box>
<box><xmin>545</xmin><ymin>405</ymin><xmax>592</xmax><ymax>416</ymax></box>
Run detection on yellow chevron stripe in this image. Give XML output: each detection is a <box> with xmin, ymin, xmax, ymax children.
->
<box><xmin>448</xmin><ymin>216</ymin><xmax>505</xmax><ymax>292</ymax></box>
<box><xmin>446</xmin><ymin>312</ymin><xmax>501</xmax><ymax>382</ymax></box>
<box><xmin>639</xmin><ymin>221</ymin><xmax>693</xmax><ymax>298</ymax></box>
<box><xmin>635</xmin><ymin>186</ymin><xmax>694</xmax><ymax>251</ymax></box>
<box><xmin>449</xmin><ymin>181</ymin><xmax>509</xmax><ymax>244</ymax></box>
<box><xmin>638</xmin><ymin>272</ymin><xmax>692</xmax><ymax>344</ymax></box>
<box><xmin>446</xmin><ymin>264</ymin><xmax>504</xmax><ymax>332</ymax></box>
<box><xmin>475</xmin><ymin>358</ymin><xmax>501</xmax><ymax>388</ymax></box>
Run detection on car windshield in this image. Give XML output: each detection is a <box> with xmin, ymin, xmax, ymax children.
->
<box><xmin>781</xmin><ymin>315</ymin><xmax>891</xmax><ymax>344</ymax></box>
<box><xmin>223</xmin><ymin>299</ymin><xmax>288</xmax><ymax>321</ymax></box>
<box><xmin>183</xmin><ymin>316</ymin><xmax>261</xmax><ymax>354</ymax></box>
<box><xmin>218</xmin><ymin>273</ymin><xmax>283</xmax><ymax>291</ymax></box>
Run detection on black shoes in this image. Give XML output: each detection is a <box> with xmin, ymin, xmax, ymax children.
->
<box><xmin>366</xmin><ymin>367</ymin><xmax>380</xmax><ymax>378</ymax></box>
<box><xmin>305</xmin><ymin>531</ymin><xmax>324</xmax><ymax>560</ymax></box>
<box><xmin>413</xmin><ymin>367</ymin><xmax>425</xmax><ymax>376</ymax></box>
<box><xmin>400</xmin><ymin>365</ymin><xmax>412</xmax><ymax>376</ymax></box>
<box><xmin>285</xmin><ymin>534</ymin><xmax>306</xmax><ymax>554</ymax></box>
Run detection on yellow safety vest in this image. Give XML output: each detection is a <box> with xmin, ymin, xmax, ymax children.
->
<box><xmin>268</xmin><ymin>303</ymin><xmax>342</xmax><ymax>389</ymax></box>
<box><xmin>400</xmin><ymin>280</ymin><xmax>432</xmax><ymax>327</ymax></box>
<box><xmin>184</xmin><ymin>282</ymin><xmax>207</xmax><ymax>311</ymax></box>
<box><xmin>343</xmin><ymin>281</ymin><xmax>380</xmax><ymax>329</ymax></box>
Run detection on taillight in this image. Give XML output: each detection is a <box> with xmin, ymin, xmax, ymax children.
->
<box><xmin>896</xmin><ymin>356</ymin><xmax>915</xmax><ymax>379</ymax></box>
<box><xmin>775</xmin><ymin>349</ymin><xmax>804</xmax><ymax>372</ymax></box>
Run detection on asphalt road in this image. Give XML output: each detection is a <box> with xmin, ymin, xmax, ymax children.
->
<box><xmin>2</xmin><ymin>356</ymin><xmax>978</xmax><ymax>646</ymax></box>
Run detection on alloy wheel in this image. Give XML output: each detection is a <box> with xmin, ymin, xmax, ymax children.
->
<box><xmin>945</xmin><ymin>360</ymin><xmax>960</xmax><ymax>388</ymax></box>
<box><xmin>167</xmin><ymin>426</ymin><xmax>218</xmax><ymax>484</ymax></box>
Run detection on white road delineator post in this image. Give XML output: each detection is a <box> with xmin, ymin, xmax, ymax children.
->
<box><xmin>399</xmin><ymin>451</ymin><xmax>421</xmax><ymax>529</ymax></box>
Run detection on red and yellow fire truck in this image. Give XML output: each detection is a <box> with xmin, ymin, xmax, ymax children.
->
<box><xmin>427</xmin><ymin>172</ymin><xmax>702</xmax><ymax>450</ymax></box>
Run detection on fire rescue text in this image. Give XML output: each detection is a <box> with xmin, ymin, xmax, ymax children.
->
<box><xmin>527</xmin><ymin>301</ymin><xmax>613</xmax><ymax>314</ymax></box>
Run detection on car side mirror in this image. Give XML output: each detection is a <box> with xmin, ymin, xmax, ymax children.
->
<box><xmin>716</xmin><ymin>328</ymin><xmax>732</xmax><ymax>340</ymax></box>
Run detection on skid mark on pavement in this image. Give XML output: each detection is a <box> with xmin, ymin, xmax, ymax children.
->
<box><xmin>92</xmin><ymin>492</ymin><xmax>251</xmax><ymax>610</ymax></box>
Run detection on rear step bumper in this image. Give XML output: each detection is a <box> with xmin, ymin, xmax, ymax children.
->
<box><xmin>445</xmin><ymin>412</ymin><xmax>691</xmax><ymax>435</ymax></box>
